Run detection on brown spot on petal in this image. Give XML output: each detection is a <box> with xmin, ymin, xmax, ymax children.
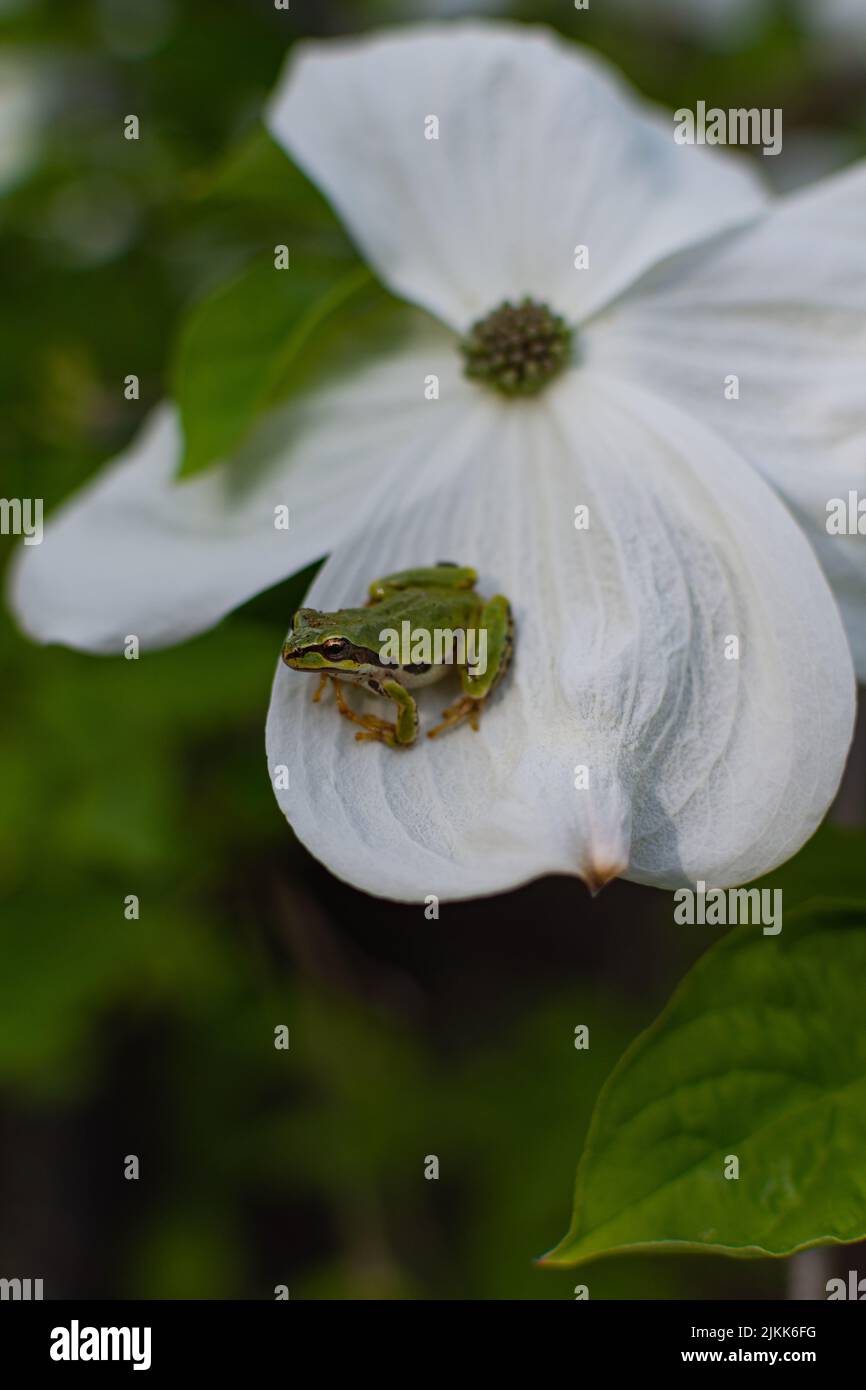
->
<box><xmin>582</xmin><ymin>860</ymin><xmax>626</xmax><ymax>898</ymax></box>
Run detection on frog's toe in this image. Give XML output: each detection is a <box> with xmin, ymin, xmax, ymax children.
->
<box><xmin>427</xmin><ymin>695</ymin><xmax>480</xmax><ymax>739</ymax></box>
<box><xmin>353</xmin><ymin>711</ymin><xmax>400</xmax><ymax>746</ymax></box>
<box><xmin>359</xmin><ymin>714</ymin><xmax>396</xmax><ymax>734</ymax></box>
<box><xmin>355</xmin><ymin>726</ymin><xmax>401</xmax><ymax>748</ymax></box>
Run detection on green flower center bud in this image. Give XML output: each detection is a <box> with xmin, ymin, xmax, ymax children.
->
<box><xmin>459</xmin><ymin>297</ymin><xmax>572</xmax><ymax>398</ymax></box>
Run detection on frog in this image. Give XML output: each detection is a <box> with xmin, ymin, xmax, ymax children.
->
<box><xmin>281</xmin><ymin>563</ymin><xmax>514</xmax><ymax>748</ymax></box>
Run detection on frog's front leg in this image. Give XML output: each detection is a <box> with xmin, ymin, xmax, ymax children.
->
<box><xmin>363</xmin><ymin>678</ymin><xmax>419</xmax><ymax>747</ymax></box>
<box><xmin>312</xmin><ymin>671</ymin><xmax>330</xmax><ymax>704</ymax></box>
<box><xmin>329</xmin><ymin>677</ymin><xmax>394</xmax><ymax>739</ymax></box>
<box><xmin>330</xmin><ymin>675</ymin><xmax>418</xmax><ymax>748</ymax></box>
<box><xmin>427</xmin><ymin>595</ymin><xmax>513</xmax><ymax>739</ymax></box>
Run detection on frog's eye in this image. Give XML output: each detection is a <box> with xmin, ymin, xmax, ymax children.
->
<box><xmin>323</xmin><ymin>638</ymin><xmax>349</xmax><ymax>659</ymax></box>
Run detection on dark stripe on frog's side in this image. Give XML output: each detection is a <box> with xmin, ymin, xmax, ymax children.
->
<box><xmin>296</xmin><ymin>642</ymin><xmax>396</xmax><ymax>668</ymax></box>
<box><xmin>294</xmin><ymin>641</ymin><xmax>432</xmax><ymax>676</ymax></box>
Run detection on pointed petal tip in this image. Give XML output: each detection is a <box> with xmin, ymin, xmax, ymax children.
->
<box><xmin>581</xmin><ymin>859</ymin><xmax>627</xmax><ymax>898</ymax></box>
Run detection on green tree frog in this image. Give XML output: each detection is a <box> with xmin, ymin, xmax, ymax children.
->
<box><xmin>281</xmin><ymin>564</ymin><xmax>514</xmax><ymax>748</ymax></box>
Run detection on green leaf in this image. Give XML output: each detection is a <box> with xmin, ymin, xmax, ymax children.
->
<box><xmin>267</xmin><ymin>271</ymin><xmax>422</xmax><ymax>407</ymax></box>
<box><xmin>749</xmin><ymin>823</ymin><xmax>866</xmax><ymax>913</ymax></box>
<box><xmin>172</xmin><ymin>257</ymin><xmax>374</xmax><ymax>478</ymax></box>
<box><xmin>172</xmin><ymin>229</ymin><xmax>427</xmax><ymax>479</ymax></box>
<box><xmin>172</xmin><ymin>125</ymin><xmax>408</xmax><ymax>478</ymax></box>
<box><xmin>195</xmin><ymin>126</ymin><xmax>345</xmax><ymax>236</ymax></box>
<box><xmin>543</xmin><ymin>900</ymin><xmax>866</xmax><ymax>1267</ymax></box>
<box><xmin>172</xmin><ymin>127</ymin><xmax>434</xmax><ymax>478</ymax></box>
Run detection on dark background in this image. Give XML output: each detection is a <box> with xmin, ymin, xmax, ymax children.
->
<box><xmin>1</xmin><ymin>0</ymin><xmax>865</xmax><ymax>1299</ymax></box>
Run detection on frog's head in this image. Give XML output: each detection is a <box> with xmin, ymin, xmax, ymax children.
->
<box><xmin>281</xmin><ymin>608</ymin><xmax>379</xmax><ymax>674</ymax></box>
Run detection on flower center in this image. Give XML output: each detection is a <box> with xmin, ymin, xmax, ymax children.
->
<box><xmin>459</xmin><ymin>297</ymin><xmax>572</xmax><ymax>397</ymax></box>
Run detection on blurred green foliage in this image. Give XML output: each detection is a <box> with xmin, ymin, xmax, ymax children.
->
<box><xmin>1</xmin><ymin>0</ymin><xmax>865</xmax><ymax>1299</ymax></box>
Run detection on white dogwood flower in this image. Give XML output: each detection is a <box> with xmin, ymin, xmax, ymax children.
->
<box><xmin>12</xmin><ymin>24</ymin><xmax>864</xmax><ymax>900</ymax></box>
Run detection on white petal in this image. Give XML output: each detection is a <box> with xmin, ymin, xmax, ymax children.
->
<box><xmin>10</xmin><ymin>321</ymin><xmax>477</xmax><ymax>653</ymax></box>
<box><xmin>267</xmin><ymin>369</ymin><xmax>854</xmax><ymax>901</ymax></box>
<box><xmin>584</xmin><ymin>160</ymin><xmax>866</xmax><ymax>673</ymax></box>
<box><xmin>266</xmin><ymin>22</ymin><xmax>767</xmax><ymax>333</ymax></box>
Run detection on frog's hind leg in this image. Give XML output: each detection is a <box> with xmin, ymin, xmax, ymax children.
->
<box><xmin>366</xmin><ymin>564</ymin><xmax>477</xmax><ymax>604</ymax></box>
<box><xmin>427</xmin><ymin>595</ymin><xmax>513</xmax><ymax>739</ymax></box>
<box><xmin>462</xmin><ymin>593</ymin><xmax>514</xmax><ymax>704</ymax></box>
